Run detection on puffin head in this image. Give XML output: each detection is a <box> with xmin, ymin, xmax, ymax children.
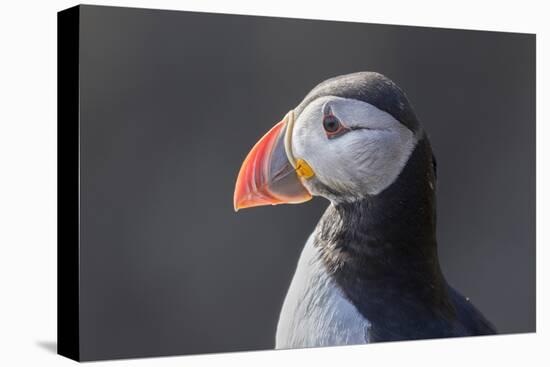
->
<box><xmin>233</xmin><ymin>72</ymin><xmax>425</xmax><ymax>210</ymax></box>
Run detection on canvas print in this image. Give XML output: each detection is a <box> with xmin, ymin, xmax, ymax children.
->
<box><xmin>58</xmin><ymin>5</ymin><xmax>535</xmax><ymax>361</ymax></box>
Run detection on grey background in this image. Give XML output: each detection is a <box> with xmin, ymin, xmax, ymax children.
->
<box><xmin>78</xmin><ymin>5</ymin><xmax>536</xmax><ymax>360</ymax></box>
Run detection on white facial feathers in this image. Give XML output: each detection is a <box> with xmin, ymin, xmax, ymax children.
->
<box><xmin>292</xmin><ymin>97</ymin><xmax>417</xmax><ymax>200</ymax></box>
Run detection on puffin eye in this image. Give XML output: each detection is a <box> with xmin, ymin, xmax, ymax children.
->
<box><xmin>323</xmin><ymin>114</ymin><xmax>346</xmax><ymax>138</ymax></box>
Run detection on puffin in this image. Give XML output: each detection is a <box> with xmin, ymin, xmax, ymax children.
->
<box><xmin>233</xmin><ymin>72</ymin><xmax>496</xmax><ymax>348</ymax></box>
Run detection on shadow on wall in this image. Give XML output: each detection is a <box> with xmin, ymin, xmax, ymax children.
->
<box><xmin>36</xmin><ymin>340</ymin><xmax>57</xmax><ymax>354</ymax></box>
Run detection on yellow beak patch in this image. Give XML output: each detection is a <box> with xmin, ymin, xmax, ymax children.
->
<box><xmin>295</xmin><ymin>159</ymin><xmax>315</xmax><ymax>179</ymax></box>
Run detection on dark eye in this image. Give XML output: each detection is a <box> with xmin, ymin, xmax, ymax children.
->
<box><xmin>323</xmin><ymin>115</ymin><xmax>341</xmax><ymax>133</ymax></box>
<box><xmin>322</xmin><ymin>114</ymin><xmax>348</xmax><ymax>138</ymax></box>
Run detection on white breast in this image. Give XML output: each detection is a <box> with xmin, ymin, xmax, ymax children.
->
<box><xmin>275</xmin><ymin>234</ymin><xmax>371</xmax><ymax>349</ymax></box>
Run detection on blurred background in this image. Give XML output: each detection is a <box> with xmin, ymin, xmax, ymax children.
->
<box><xmin>78</xmin><ymin>5</ymin><xmax>535</xmax><ymax>360</ymax></box>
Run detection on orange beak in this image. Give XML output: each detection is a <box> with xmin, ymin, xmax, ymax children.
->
<box><xmin>233</xmin><ymin>113</ymin><xmax>312</xmax><ymax>211</ymax></box>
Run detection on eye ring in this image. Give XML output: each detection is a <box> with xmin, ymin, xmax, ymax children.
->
<box><xmin>323</xmin><ymin>114</ymin><xmax>348</xmax><ymax>138</ymax></box>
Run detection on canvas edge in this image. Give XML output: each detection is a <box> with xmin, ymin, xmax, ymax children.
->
<box><xmin>57</xmin><ymin>4</ymin><xmax>81</xmax><ymax>362</ymax></box>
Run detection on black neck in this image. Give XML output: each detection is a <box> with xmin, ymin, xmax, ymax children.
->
<box><xmin>314</xmin><ymin>136</ymin><xmax>456</xmax><ymax>341</ymax></box>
